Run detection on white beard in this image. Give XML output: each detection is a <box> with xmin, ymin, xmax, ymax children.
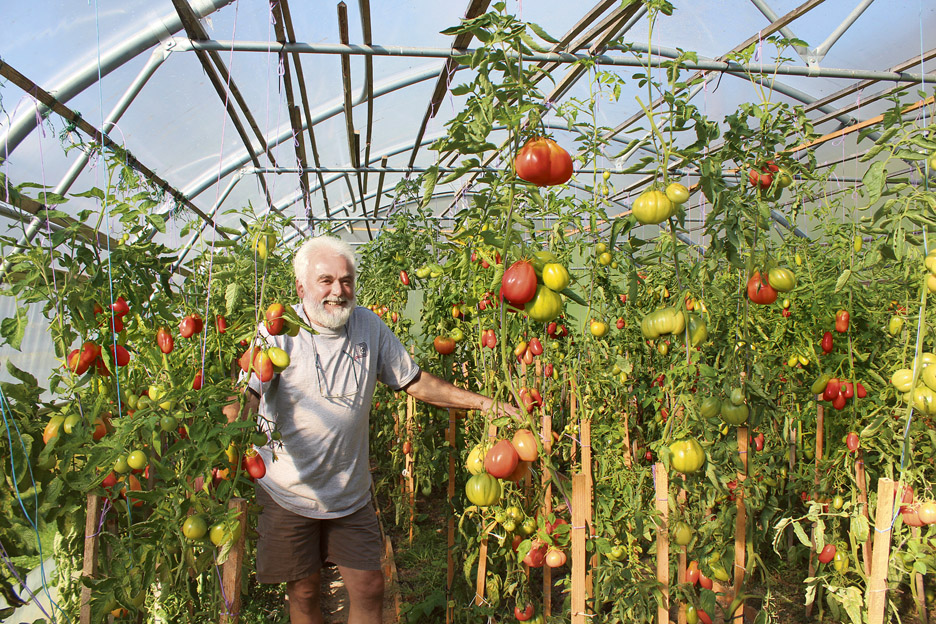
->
<box><xmin>306</xmin><ymin>295</ymin><xmax>355</xmax><ymax>329</ymax></box>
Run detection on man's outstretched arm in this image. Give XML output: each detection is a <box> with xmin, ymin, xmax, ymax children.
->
<box><xmin>402</xmin><ymin>371</ymin><xmax>521</xmax><ymax>420</ymax></box>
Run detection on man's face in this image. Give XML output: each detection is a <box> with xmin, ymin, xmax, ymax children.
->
<box><xmin>296</xmin><ymin>253</ymin><xmax>356</xmax><ymax>329</ymax></box>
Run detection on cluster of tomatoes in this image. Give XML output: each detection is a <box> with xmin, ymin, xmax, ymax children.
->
<box><xmin>890</xmin><ymin>351</ymin><xmax>936</xmax><ymax>416</ymax></box>
<box><xmin>746</xmin><ymin>266</ymin><xmax>796</xmax><ymax>305</ymax></box>
<box><xmin>65</xmin><ymin>296</ymin><xmax>133</xmax><ymax>376</ymax></box>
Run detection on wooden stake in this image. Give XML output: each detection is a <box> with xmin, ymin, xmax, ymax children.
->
<box><xmin>572</xmin><ymin>473</ymin><xmax>589</xmax><ymax>624</ymax></box>
<box><xmin>474</xmin><ymin>422</ymin><xmax>499</xmax><ymax>607</ymax></box>
<box><xmin>677</xmin><ymin>488</ymin><xmax>687</xmax><ymax>624</ymax></box>
<box><xmin>622</xmin><ymin>403</ymin><xmax>633</xmax><ymax>468</ymax></box>
<box><xmin>867</xmin><ymin>478</ymin><xmax>896</xmax><ymax>624</ymax></box>
<box><xmin>806</xmin><ymin>401</ymin><xmax>824</xmax><ymax>618</ymax></box>
<box><xmin>855</xmin><ymin>449</ymin><xmax>873</xmax><ymax>577</ymax></box>
<box><xmin>446</xmin><ymin>409</ymin><xmax>459</xmax><ymax>624</ymax></box>
<box><xmin>541</xmin><ymin>401</ymin><xmax>553</xmax><ymax>618</ymax></box>
<box><xmin>581</xmin><ymin>418</ymin><xmax>594</xmax><ymax>599</ymax></box>
<box><xmin>912</xmin><ymin>526</ymin><xmax>928</xmax><ymax>624</ymax></box>
<box><xmin>220</xmin><ymin>498</ymin><xmax>248</xmax><ymax>624</ymax></box>
<box><xmin>732</xmin><ymin>427</ymin><xmax>749</xmax><ymax>623</ymax></box>
<box><xmin>654</xmin><ymin>463</ymin><xmax>669</xmax><ymax>624</ymax></box>
<box><xmin>80</xmin><ymin>493</ymin><xmax>104</xmax><ymax>624</ymax></box>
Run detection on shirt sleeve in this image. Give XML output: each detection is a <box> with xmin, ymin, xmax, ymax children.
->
<box><xmin>375</xmin><ymin>317</ymin><xmax>420</xmax><ymax>391</ymax></box>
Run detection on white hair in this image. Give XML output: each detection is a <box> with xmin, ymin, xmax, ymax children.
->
<box><xmin>293</xmin><ymin>236</ymin><xmax>357</xmax><ymax>289</ymax></box>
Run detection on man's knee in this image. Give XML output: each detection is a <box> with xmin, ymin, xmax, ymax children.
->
<box><xmin>342</xmin><ymin>568</ymin><xmax>384</xmax><ymax>606</ymax></box>
<box><xmin>286</xmin><ymin>573</ymin><xmax>322</xmax><ymax>612</ymax></box>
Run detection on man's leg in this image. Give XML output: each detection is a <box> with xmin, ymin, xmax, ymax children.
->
<box><xmin>285</xmin><ymin>572</ymin><xmax>324</xmax><ymax>624</ymax></box>
<box><xmin>337</xmin><ymin>566</ymin><xmax>384</xmax><ymax>624</ymax></box>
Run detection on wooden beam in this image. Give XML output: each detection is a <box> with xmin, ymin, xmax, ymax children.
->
<box><xmin>0</xmin><ymin>58</ymin><xmax>224</xmax><ymax>235</ymax></box>
<box><xmin>790</xmin><ymin>96</ymin><xmax>936</xmax><ymax>154</ymax></box>
<box><xmin>278</xmin><ymin>0</ymin><xmax>332</xmax><ymax>222</ymax></box>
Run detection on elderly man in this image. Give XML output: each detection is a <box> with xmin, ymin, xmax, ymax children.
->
<box><xmin>224</xmin><ymin>236</ymin><xmax>518</xmax><ymax>624</ymax></box>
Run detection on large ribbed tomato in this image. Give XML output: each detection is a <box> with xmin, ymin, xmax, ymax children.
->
<box><xmin>524</xmin><ymin>285</ymin><xmax>562</xmax><ymax>323</ymax></box>
<box><xmin>501</xmin><ymin>260</ymin><xmax>538</xmax><ymax>306</ymax></box>
<box><xmin>747</xmin><ymin>271</ymin><xmax>778</xmax><ymax>305</ymax></box>
<box><xmin>484</xmin><ymin>439</ymin><xmax>519</xmax><ymax>479</ymax></box>
<box><xmin>669</xmin><ymin>438</ymin><xmax>705</xmax><ymax>474</ymax></box>
<box><xmin>514</xmin><ymin>137</ymin><xmax>573</xmax><ymax>186</ymax></box>
<box><xmin>465</xmin><ymin>473</ymin><xmax>501</xmax><ymax>507</ymax></box>
<box><xmin>632</xmin><ymin>189</ymin><xmax>675</xmax><ymax>225</ymax></box>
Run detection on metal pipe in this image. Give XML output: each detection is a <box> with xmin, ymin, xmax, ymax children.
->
<box><xmin>176</xmin><ymin>63</ymin><xmax>447</xmax><ymax>205</ymax></box>
<box><xmin>182</xmin><ymin>39</ymin><xmax>936</xmax><ymax>83</ymax></box>
<box><xmin>812</xmin><ymin>0</ymin><xmax>877</xmax><ymax>64</ymax></box>
<box><xmin>748</xmin><ymin>0</ymin><xmax>809</xmax><ymax>60</ymax></box>
<box><xmin>0</xmin><ymin>0</ymin><xmax>235</xmax><ymax>157</ymax></box>
<box><xmin>1</xmin><ymin>45</ymin><xmax>170</xmax><ymax>278</ymax></box>
<box><xmin>171</xmin><ymin>169</ymin><xmax>245</xmax><ymax>271</ymax></box>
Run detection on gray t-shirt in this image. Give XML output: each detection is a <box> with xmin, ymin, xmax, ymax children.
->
<box><xmin>248</xmin><ymin>304</ymin><xmax>419</xmax><ymax>518</ymax></box>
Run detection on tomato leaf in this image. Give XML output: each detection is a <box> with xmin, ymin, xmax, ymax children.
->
<box><xmin>225</xmin><ymin>283</ymin><xmax>243</xmax><ymax>317</ymax></box>
<box><xmin>791</xmin><ymin>521</ymin><xmax>811</xmax><ymax>548</ymax></box>
<box><xmin>0</xmin><ymin>308</ymin><xmax>28</xmax><ymax>351</ymax></box>
<box><xmin>833</xmin><ymin>269</ymin><xmax>851</xmax><ymax>293</ymax></box>
<box><xmin>527</xmin><ymin>21</ymin><xmax>559</xmax><ymax>44</ymax></box>
<box><xmin>862</xmin><ymin>161</ymin><xmax>886</xmax><ymax>205</ymax></box>
<box><xmin>559</xmin><ymin>287</ymin><xmax>587</xmax><ymax>307</ymax></box>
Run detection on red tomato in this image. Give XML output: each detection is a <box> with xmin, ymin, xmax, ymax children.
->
<box><xmin>523</xmin><ymin>540</ymin><xmax>547</xmax><ymax>567</ymax></box>
<box><xmin>512</xmin><ymin>429</ymin><xmax>538</xmax><ymax>462</ymax></box>
<box><xmin>433</xmin><ymin>336</ymin><xmax>456</xmax><ymax>355</ymax></box>
<box><xmin>832</xmin><ymin>393</ymin><xmax>847</xmax><ymax>410</ymax></box>
<box><xmin>253</xmin><ymin>350</ymin><xmax>274</xmax><ymax>383</ymax></box>
<box><xmin>243</xmin><ymin>450</ymin><xmax>266</xmax><ymax>479</ymax></box>
<box><xmin>239</xmin><ymin>347</ymin><xmax>260</xmax><ymax>373</ymax></box>
<box><xmin>192</xmin><ymin>370</ymin><xmax>204</xmax><ymax>391</ymax></box>
<box><xmin>484</xmin><ymin>439</ymin><xmax>519</xmax><ymax>479</ymax></box>
<box><xmin>399</xmin><ymin>270</ymin><xmax>410</xmax><ymax>286</ymax></box>
<box><xmin>616</xmin><ymin>318</ymin><xmax>625</xmax><ymax>329</ymax></box>
<box><xmin>110</xmin><ymin>344</ymin><xmax>130</xmax><ymax>367</ymax></box>
<box><xmin>514</xmin><ymin>137</ymin><xmax>573</xmax><ymax>186</ymax></box>
<box><xmin>823</xmin><ymin>378</ymin><xmax>840</xmax><ymax>402</ymax></box>
<box><xmin>528</xmin><ymin>338</ymin><xmax>543</xmax><ymax>356</ymax></box>
<box><xmin>179</xmin><ymin>314</ymin><xmax>204</xmax><ymax>338</ymax></box>
<box><xmin>697</xmin><ymin>609</ymin><xmax>713</xmax><ymax>624</ymax></box>
<box><xmin>109</xmin><ymin>296</ymin><xmax>130</xmax><ymax>317</ymax></box>
<box><xmin>514</xmin><ymin>604</ymin><xmax>534</xmax><ymax>621</ymax></box>
<box><xmin>752</xmin><ymin>432</ymin><xmax>765</xmax><ymax>451</ymax></box>
<box><xmin>501</xmin><ymin>260</ymin><xmax>538</xmax><ymax>306</ymax></box>
<box><xmin>265</xmin><ymin>303</ymin><xmax>286</xmax><ymax>336</ymax></box>
<box><xmin>698</xmin><ymin>570</ymin><xmax>713</xmax><ymax>590</ymax></box>
<box><xmin>216</xmin><ymin>314</ymin><xmax>228</xmax><ymax>334</ymax></box>
<box><xmin>846</xmin><ymin>432</ymin><xmax>859</xmax><ymax>452</ymax></box>
<box><xmin>835</xmin><ymin>310</ymin><xmax>850</xmax><ymax>333</ymax></box>
<box><xmin>748</xmin><ymin>168</ymin><xmax>773</xmax><ymax>190</ymax></box>
<box><xmin>818</xmin><ymin>544</ymin><xmax>836</xmax><ymax>564</ymax></box>
<box><xmin>109</xmin><ymin>316</ymin><xmax>124</xmax><ymax>333</ymax></box>
<box><xmin>841</xmin><ymin>382</ymin><xmax>854</xmax><ymax>399</ymax></box>
<box><xmin>746</xmin><ymin>271</ymin><xmax>777</xmax><ymax>305</ymax></box>
<box><xmin>821</xmin><ymin>331</ymin><xmax>834</xmax><ymax>354</ymax></box>
<box><xmin>686</xmin><ymin>560</ymin><xmax>700</xmax><ymax>585</ymax></box>
<box><xmin>856</xmin><ymin>382</ymin><xmax>867</xmax><ymax>398</ymax></box>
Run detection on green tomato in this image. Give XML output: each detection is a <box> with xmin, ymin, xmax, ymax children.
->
<box><xmin>665</xmin><ymin>182</ymin><xmax>690</xmax><ymax>205</ymax></box>
<box><xmin>127</xmin><ymin>450</ymin><xmax>148</xmax><ymax>471</ymax></box>
<box><xmin>673</xmin><ymin>521</ymin><xmax>693</xmax><ymax>546</ymax></box>
<box><xmin>767</xmin><ymin>267</ymin><xmax>797</xmax><ymax>292</ymax></box>
<box><xmin>182</xmin><ymin>515</ymin><xmax>208</xmax><ymax>540</ymax></box>
<box><xmin>524</xmin><ymin>285</ymin><xmax>562</xmax><ymax>323</ymax></box>
<box><xmin>720</xmin><ymin>402</ymin><xmax>749</xmax><ymax>426</ymax></box>
<box><xmin>669</xmin><ymin>438</ymin><xmax>705</xmax><ymax>474</ymax></box>
<box><xmin>113</xmin><ymin>455</ymin><xmax>130</xmax><ymax>475</ymax></box>
<box><xmin>632</xmin><ymin>189</ymin><xmax>676</xmax><ymax>225</ymax></box>
<box><xmin>464</xmin><ymin>473</ymin><xmax>501</xmax><ymax>507</ymax></box>
<box><xmin>541</xmin><ymin>263</ymin><xmax>570</xmax><ymax>292</ymax></box>
<box><xmin>700</xmin><ymin>397</ymin><xmax>721</xmax><ymax>419</ymax></box>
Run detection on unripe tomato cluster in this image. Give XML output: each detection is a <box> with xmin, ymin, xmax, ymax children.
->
<box><xmin>891</xmin><ymin>351</ymin><xmax>936</xmax><ymax>415</ymax></box>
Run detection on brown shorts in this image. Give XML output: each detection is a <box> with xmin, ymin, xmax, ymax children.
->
<box><xmin>254</xmin><ymin>485</ymin><xmax>383</xmax><ymax>584</ymax></box>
